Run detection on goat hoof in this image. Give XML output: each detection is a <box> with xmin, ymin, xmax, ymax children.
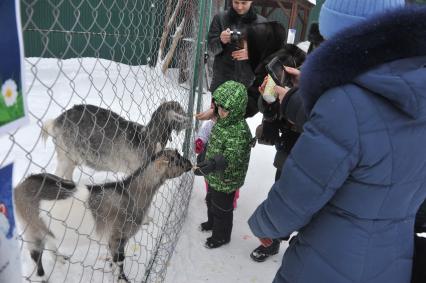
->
<box><xmin>142</xmin><ymin>216</ymin><xmax>153</xmax><ymax>225</ymax></box>
<box><xmin>37</xmin><ymin>269</ymin><xmax>45</xmax><ymax>277</ymax></box>
<box><xmin>57</xmin><ymin>254</ymin><xmax>70</xmax><ymax>264</ymax></box>
<box><xmin>118</xmin><ymin>273</ymin><xmax>130</xmax><ymax>283</ymax></box>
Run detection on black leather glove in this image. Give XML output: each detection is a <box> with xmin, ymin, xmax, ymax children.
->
<box><xmin>194</xmin><ymin>155</ymin><xmax>228</xmax><ymax>176</ymax></box>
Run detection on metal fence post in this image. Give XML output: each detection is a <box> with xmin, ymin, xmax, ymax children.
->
<box><xmin>183</xmin><ymin>0</ymin><xmax>207</xmax><ymax>158</ymax></box>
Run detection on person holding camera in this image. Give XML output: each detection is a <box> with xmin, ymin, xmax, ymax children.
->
<box><xmin>207</xmin><ymin>0</ymin><xmax>266</xmax><ymax>93</ymax></box>
<box><xmin>248</xmin><ymin>1</ymin><xmax>426</xmax><ymax>283</ymax></box>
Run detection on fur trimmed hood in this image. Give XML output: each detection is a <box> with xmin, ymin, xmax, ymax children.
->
<box><xmin>299</xmin><ymin>6</ymin><xmax>426</xmax><ymax>116</ymax></box>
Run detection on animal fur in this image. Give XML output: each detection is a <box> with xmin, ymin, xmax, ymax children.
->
<box><xmin>14</xmin><ymin>149</ymin><xmax>192</xmax><ymax>282</ymax></box>
<box><xmin>42</xmin><ymin>101</ymin><xmax>191</xmax><ymax>179</ymax></box>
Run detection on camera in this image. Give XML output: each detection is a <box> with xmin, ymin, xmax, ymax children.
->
<box><xmin>230</xmin><ymin>30</ymin><xmax>244</xmax><ymax>50</ymax></box>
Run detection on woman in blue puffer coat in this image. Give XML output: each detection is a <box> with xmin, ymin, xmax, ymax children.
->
<box><xmin>249</xmin><ymin>1</ymin><xmax>426</xmax><ymax>283</ymax></box>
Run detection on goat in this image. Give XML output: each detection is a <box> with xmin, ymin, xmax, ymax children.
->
<box><xmin>41</xmin><ymin>101</ymin><xmax>191</xmax><ymax>179</ymax></box>
<box><xmin>14</xmin><ymin>149</ymin><xmax>192</xmax><ymax>282</ymax></box>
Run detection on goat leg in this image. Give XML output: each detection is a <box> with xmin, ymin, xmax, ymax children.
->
<box><xmin>30</xmin><ymin>249</ymin><xmax>45</xmax><ymax>277</ymax></box>
<box><xmin>110</xmin><ymin>237</ymin><xmax>130</xmax><ymax>282</ymax></box>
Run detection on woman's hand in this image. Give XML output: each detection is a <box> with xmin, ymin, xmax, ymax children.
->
<box><xmin>274</xmin><ymin>85</ymin><xmax>291</xmax><ymax>103</ymax></box>
<box><xmin>231</xmin><ymin>40</ymin><xmax>249</xmax><ymax>61</ymax></box>
<box><xmin>220</xmin><ymin>28</ymin><xmax>231</xmax><ymax>44</ymax></box>
<box><xmin>284</xmin><ymin>66</ymin><xmax>301</xmax><ymax>87</ymax></box>
<box><xmin>258</xmin><ymin>76</ymin><xmax>268</xmax><ymax>95</ymax></box>
<box><xmin>195</xmin><ymin>108</ymin><xmax>214</xmax><ymax>121</ymax></box>
<box><xmin>231</xmin><ymin>48</ymin><xmax>248</xmax><ymax>60</ymax></box>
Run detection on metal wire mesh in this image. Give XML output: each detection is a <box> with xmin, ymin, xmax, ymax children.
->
<box><xmin>0</xmin><ymin>0</ymin><xmax>208</xmax><ymax>282</ymax></box>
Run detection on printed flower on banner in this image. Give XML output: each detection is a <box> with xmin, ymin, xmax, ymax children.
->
<box><xmin>1</xmin><ymin>79</ymin><xmax>18</xmax><ymax>107</ymax></box>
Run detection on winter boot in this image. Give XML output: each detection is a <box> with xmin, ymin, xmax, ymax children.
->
<box><xmin>199</xmin><ymin>221</ymin><xmax>213</xmax><ymax>232</ymax></box>
<box><xmin>250</xmin><ymin>239</ymin><xmax>280</xmax><ymax>262</ymax></box>
<box><xmin>204</xmin><ymin>236</ymin><xmax>230</xmax><ymax>249</ymax></box>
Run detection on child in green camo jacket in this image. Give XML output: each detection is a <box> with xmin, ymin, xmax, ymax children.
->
<box><xmin>194</xmin><ymin>80</ymin><xmax>252</xmax><ymax>249</ymax></box>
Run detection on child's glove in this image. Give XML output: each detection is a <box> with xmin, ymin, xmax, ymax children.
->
<box><xmin>194</xmin><ymin>138</ymin><xmax>205</xmax><ymax>154</ymax></box>
<box><xmin>194</xmin><ymin>155</ymin><xmax>228</xmax><ymax>176</ymax></box>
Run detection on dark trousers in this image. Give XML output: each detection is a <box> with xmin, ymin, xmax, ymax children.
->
<box><xmin>412</xmin><ymin>235</ymin><xmax>426</xmax><ymax>283</ymax></box>
<box><xmin>271</xmin><ymin>167</ymin><xmax>290</xmax><ymax>242</ymax></box>
<box><xmin>205</xmin><ymin>186</ymin><xmax>236</xmax><ymax>241</ymax></box>
<box><xmin>412</xmin><ymin>198</ymin><xmax>426</xmax><ymax>283</ymax></box>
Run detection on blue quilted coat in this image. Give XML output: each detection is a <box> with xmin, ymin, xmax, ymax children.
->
<box><xmin>249</xmin><ymin>7</ymin><xmax>426</xmax><ymax>283</ymax></box>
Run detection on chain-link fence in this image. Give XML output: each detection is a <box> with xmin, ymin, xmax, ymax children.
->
<box><xmin>0</xmin><ymin>0</ymin><xmax>212</xmax><ymax>282</ymax></box>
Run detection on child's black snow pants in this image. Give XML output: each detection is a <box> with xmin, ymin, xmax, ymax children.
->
<box><xmin>205</xmin><ymin>186</ymin><xmax>236</xmax><ymax>242</ymax></box>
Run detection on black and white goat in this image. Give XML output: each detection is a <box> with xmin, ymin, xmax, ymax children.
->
<box><xmin>42</xmin><ymin>101</ymin><xmax>191</xmax><ymax>179</ymax></box>
<box><xmin>14</xmin><ymin>149</ymin><xmax>192</xmax><ymax>282</ymax></box>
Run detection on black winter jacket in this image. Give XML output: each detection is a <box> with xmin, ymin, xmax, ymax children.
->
<box><xmin>207</xmin><ymin>6</ymin><xmax>266</xmax><ymax>94</ymax></box>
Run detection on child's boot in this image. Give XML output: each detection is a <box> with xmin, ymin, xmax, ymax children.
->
<box><xmin>250</xmin><ymin>239</ymin><xmax>281</xmax><ymax>262</ymax></box>
<box><xmin>204</xmin><ymin>236</ymin><xmax>230</xmax><ymax>249</ymax></box>
<box><xmin>199</xmin><ymin>221</ymin><xmax>213</xmax><ymax>232</ymax></box>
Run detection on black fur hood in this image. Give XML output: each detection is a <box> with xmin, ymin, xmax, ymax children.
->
<box><xmin>299</xmin><ymin>6</ymin><xmax>426</xmax><ymax>115</ymax></box>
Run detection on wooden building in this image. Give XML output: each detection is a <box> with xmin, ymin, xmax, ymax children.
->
<box><xmin>254</xmin><ymin>0</ymin><xmax>315</xmax><ymax>41</ymax></box>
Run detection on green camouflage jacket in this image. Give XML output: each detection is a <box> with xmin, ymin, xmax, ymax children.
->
<box><xmin>205</xmin><ymin>81</ymin><xmax>252</xmax><ymax>193</ymax></box>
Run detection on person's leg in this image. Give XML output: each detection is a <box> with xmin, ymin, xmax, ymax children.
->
<box><xmin>233</xmin><ymin>189</ymin><xmax>240</xmax><ymax>209</ymax></box>
<box><xmin>411</xmin><ymin>234</ymin><xmax>426</xmax><ymax>283</ymax></box>
<box><xmin>205</xmin><ymin>188</ymin><xmax>235</xmax><ymax>248</ymax></box>
<box><xmin>412</xmin><ymin>198</ymin><xmax>426</xmax><ymax>283</ymax></box>
<box><xmin>415</xmin><ymin>198</ymin><xmax>426</xmax><ymax>233</ymax></box>
<box><xmin>250</xmin><ymin>167</ymin><xmax>283</xmax><ymax>262</ymax></box>
<box><xmin>200</xmin><ymin>187</ymin><xmax>213</xmax><ymax>231</ymax></box>
<box><xmin>205</xmin><ymin>180</ymin><xmax>209</xmax><ymax>193</ymax></box>
<box><xmin>274</xmin><ymin>167</ymin><xmax>282</xmax><ymax>182</ymax></box>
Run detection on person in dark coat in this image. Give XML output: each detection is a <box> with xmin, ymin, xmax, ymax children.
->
<box><xmin>249</xmin><ymin>1</ymin><xmax>426</xmax><ymax>282</ymax></box>
<box><xmin>244</xmin><ymin>21</ymin><xmax>287</xmax><ymax>118</ymax></box>
<box><xmin>249</xmin><ymin>44</ymin><xmax>306</xmax><ymax>262</ymax></box>
<box><xmin>207</xmin><ymin>0</ymin><xmax>266</xmax><ymax>94</ymax></box>
<box><xmin>201</xmin><ymin>21</ymin><xmax>288</xmax><ymax>120</ymax></box>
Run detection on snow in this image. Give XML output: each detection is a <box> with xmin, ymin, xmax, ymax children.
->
<box><xmin>2</xmin><ymin>57</ymin><xmax>287</xmax><ymax>282</ymax></box>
